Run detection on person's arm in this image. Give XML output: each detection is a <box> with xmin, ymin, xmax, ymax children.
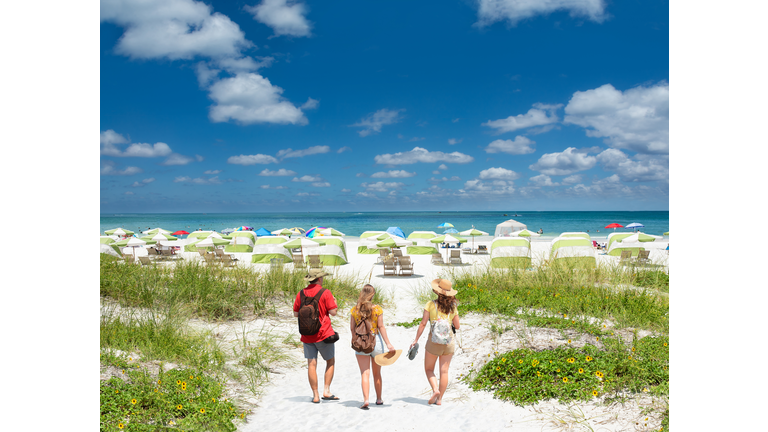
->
<box><xmin>328</xmin><ymin>308</ymin><xmax>338</xmax><ymax>316</ymax></box>
<box><xmin>410</xmin><ymin>309</ymin><xmax>430</xmax><ymax>349</ymax></box>
<box><xmin>350</xmin><ymin>314</ymin><xmax>356</xmax><ymax>334</ymax></box>
<box><xmin>377</xmin><ymin>313</ymin><xmax>395</xmax><ymax>353</ymax></box>
<box><xmin>452</xmin><ymin>313</ymin><xmax>460</xmax><ymax>330</ymax></box>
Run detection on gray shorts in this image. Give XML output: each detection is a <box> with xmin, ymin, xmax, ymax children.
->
<box><xmin>303</xmin><ymin>341</ymin><xmax>335</xmax><ymax>360</ymax></box>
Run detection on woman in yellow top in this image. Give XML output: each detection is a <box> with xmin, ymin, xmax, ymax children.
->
<box><xmin>350</xmin><ymin>284</ymin><xmax>395</xmax><ymax>409</ymax></box>
<box><xmin>409</xmin><ymin>278</ymin><xmax>460</xmax><ymax>405</ymax></box>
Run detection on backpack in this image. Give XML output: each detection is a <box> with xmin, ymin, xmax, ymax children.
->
<box><xmin>430</xmin><ymin>307</ymin><xmax>453</xmax><ymax>345</ymax></box>
<box><xmin>351</xmin><ymin>315</ymin><xmax>375</xmax><ymax>353</ymax></box>
<box><xmin>297</xmin><ymin>288</ymin><xmax>326</xmax><ymax>336</ymax></box>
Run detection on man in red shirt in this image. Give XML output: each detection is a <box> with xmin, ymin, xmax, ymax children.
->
<box><xmin>293</xmin><ymin>268</ymin><xmax>339</xmax><ymax>403</ymax></box>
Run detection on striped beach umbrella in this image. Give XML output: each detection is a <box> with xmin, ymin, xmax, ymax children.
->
<box><xmin>436</xmin><ymin>222</ymin><xmax>454</xmax><ymax>228</ymax></box>
<box><xmin>141</xmin><ymin>233</ymin><xmax>178</xmax><ymax>242</ymax></box>
<box><xmin>144</xmin><ymin>227</ymin><xmax>171</xmax><ymax>236</ymax></box>
<box><xmin>460</xmin><ymin>228</ymin><xmax>489</xmax><ymax>250</ymax></box>
<box><xmin>105</xmin><ymin>227</ymin><xmax>134</xmax><ymax>236</ymax></box>
<box><xmin>272</xmin><ymin>228</ymin><xmax>295</xmax><ymax>236</ymax></box>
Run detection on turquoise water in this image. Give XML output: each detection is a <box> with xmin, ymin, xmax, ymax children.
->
<box><xmin>100</xmin><ymin>211</ymin><xmax>669</xmax><ymax>239</ymax></box>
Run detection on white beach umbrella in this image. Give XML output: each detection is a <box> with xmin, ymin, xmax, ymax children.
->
<box><xmin>319</xmin><ymin>228</ymin><xmax>345</xmax><ymax>237</ymax></box>
<box><xmin>460</xmin><ymin>228</ymin><xmax>489</xmax><ymax>250</ymax></box>
<box><xmin>430</xmin><ymin>234</ymin><xmax>467</xmax><ymax>261</ymax></box>
<box><xmin>510</xmin><ymin>229</ymin><xmax>541</xmax><ymax>238</ymax></box>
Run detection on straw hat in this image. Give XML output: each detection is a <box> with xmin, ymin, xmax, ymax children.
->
<box><xmin>431</xmin><ymin>278</ymin><xmax>458</xmax><ymax>297</ymax></box>
<box><xmin>374</xmin><ymin>349</ymin><xmax>402</xmax><ymax>366</ymax></box>
<box><xmin>304</xmin><ymin>268</ymin><xmax>331</xmax><ymax>282</ymax></box>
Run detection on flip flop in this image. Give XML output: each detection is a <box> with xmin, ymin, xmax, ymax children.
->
<box><xmin>359</xmin><ymin>405</ymin><xmax>369</xmax><ymax>410</ymax></box>
<box><xmin>375</xmin><ymin>401</ymin><xmax>383</xmax><ymax>405</ymax></box>
<box><xmin>312</xmin><ymin>399</ymin><xmax>320</xmax><ymax>404</ymax></box>
<box><xmin>321</xmin><ymin>395</ymin><xmax>340</xmax><ymax>401</ymax></box>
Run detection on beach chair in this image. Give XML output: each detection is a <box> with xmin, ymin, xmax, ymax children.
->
<box><xmin>477</xmin><ymin>245</ymin><xmax>489</xmax><ymax>254</ymax></box>
<box><xmin>308</xmin><ymin>255</ymin><xmax>323</xmax><ymax>269</ymax></box>
<box><xmin>214</xmin><ymin>248</ymin><xmax>226</xmax><ymax>259</ymax></box>
<box><xmin>270</xmin><ymin>258</ymin><xmax>284</xmax><ymax>269</ymax></box>
<box><xmin>198</xmin><ymin>249</ymin><xmax>207</xmax><ymax>257</ymax></box>
<box><xmin>221</xmin><ymin>254</ymin><xmax>238</xmax><ymax>267</ymax></box>
<box><xmin>636</xmin><ymin>250</ymin><xmax>651</xmax><ymax>266</ymax></box>
<box><xmin>293</xmin><ymin>254</ymin><xmax>306</xmax><ymax>269</ymax></box>
<box><xmin>449</xmin><ymin>249</ymin><xmax>462</xmax><ymax>265</ymax></box>
<box><xmin>160</xmin><ymin>249</ymin><xmax>176</xmax><ymax>260</ymax></box>
<box><xmin>377</xmin><ymin>248</ymin><xmax>389</xmax><ymax>264</ymax></box>
<box><xmin>431</xmin><ymin>253</ymin><xmax>444</xmax><ymax>265</ymax></box>
<box><xmin>383</xmin><ymin>258</ymin><xmax>396</xmax><ymax>276</ymax></box>
<box><xmin>393</xmin><ymin>249</ymin><xmax>403</xmax><ymax>258</ymax></box>
<box><xmin>398</xmin><ymin>257</ymin><xmax>413</xmax><ymax>276</ymax></box>
<box><xmin>619</xmin><ymin>250</ymin><xmax>632</xmax><ymax>266</ymax></box>
<box><xmin>203</xmin><ymin>253</ymin><xmax>217</xmax><ymax>266</ymax></box>
<box><xmin>138</xmin><ymin>256</ymin><xmax>154</xmax><ymax>266</ymax></box>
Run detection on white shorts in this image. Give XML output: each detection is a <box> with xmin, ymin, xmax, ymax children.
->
<box><xmin>354</xmin><ymin>332</ymin><xmax>385</xmax><ymax>357</ymax></box>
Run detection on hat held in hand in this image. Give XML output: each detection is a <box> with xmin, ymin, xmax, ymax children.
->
<box><xmin>304</xmin><ymin>268</ymin><xmax>331</xmax><ymax>282</ymax></box>
<box><xmin>431</xmin><ymin>278</ymin><xmax>457</xmax><ymax>297</ymax></box>
<box><xmin>374</xmin><ymin>350</ymin><xmax>402</xmax><ymax>366</ymax></box>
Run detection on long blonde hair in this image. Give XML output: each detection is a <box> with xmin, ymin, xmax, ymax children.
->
<box><xmin>354</xmin><ymin>284</ymin><xmax>376</xmax><ymax>321</ymax></box>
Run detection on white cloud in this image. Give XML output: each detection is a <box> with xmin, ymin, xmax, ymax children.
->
<box><xmin>296</xmin><ymin>192</ymin><xmax>320</xmax><ymax>197</ymax></box>
<box><xmin>596</xmin><ymin>149</ymin><xmax>669</xmax><ymax>182</ymax></box>
<box><xmin>564</xmin><ymin>83</ymin><xmax>669</xmax><ymax>154</ymax></box>
<box><xmin>276</xmin><ymin>145</ymin><xmax>329</xmax><ymax>159</ymax></box>
<box><xmin>432</xmin><ymin>170</ymin><xmax>441</xmax><ymax>175</ymax></box>
<box><xmin>101</xmin><ymin>0</ymin><xmax>253</xmax><ymax>60</ymax></box>
<box><xmin>438</xmin><ymin>164</ymin><xmax>448</xmax><ymax>170</ymax></box>
<box><xmin>484</xmin><ymin>136</ymin><xmax>536</xmax><ymax>154</ymax></box>
<box><xmin>408</xmin><ymin>137</ymin><xmax>425</xmax><ymax>142</ymax></box>
<box><xmin>474</xmin><ymin>0</ymin><xmax>608</xmax><ymax>27</ymax></box>
<box><xmin>161</xmin><ymin>153</ymin><xmax>195</xmax><ymax>165</ymax></box>
<box><xmin>100</xmin><ymin>130</ymin><xmax>174</xmax><ymax>157</ymax></box>
<box><xmin>208</xmin><ymin>73</ymin><xmax>307</xmax><ymax>125</ymax></box>
<box><xmin>356</xmin><ymin>173</ymin><xmax>367</xmax><ymax>178</ymax></box>
<box><xmin>529</xmin><ymin>174</ymin><xmax>558</xmax><ymax>187</ymax></box>
<box><xmin>529</xmin><ymin>147</ymin><xmax>597</xmax><ymax>175</ymax></box>
<box><xmin>300</xmin><ymin>97</ymin><xmax>319</xmax><ymax>110</ymax></box>
<box><xmin>292</xmin><ymin>175</ymin><xmax>322</xmax><ymax>182</ymax></box>
<box><xmin>131</xmin><ymin>178</ymin><xmax>156</xmax><ymax>187</ymax></box>
<box><xmin>227</xmin><ymin>154</ymin><xmax>279</xmax><ymax>165</ymax></box>
<box><xmin>482</xmin><ymin>103</ymin><xmax>561</xmax><ymax>134</ymax></box>
<box><xmin>565</xmin><ymin>175</ymin><xmax>634</xmax><ymax>197</ymax></box>
<box><xmin>260</xmin><ymin>184</ymin><xmax>289</xmax><ymax>189</ymax></box>
<box><xmin>340</xmin><ymin>189</ymin><xmax>351</xmax><ymax>193</ymax></box>
<box><xmin>361</xmin><ymin>181</ymin><xmax>405</xmax><ymax>192</ymax></box>
<box><xmin>448</xmin><ymin>138</ymin><xmax>462</xmax><ymax>145</ymax></box>
<box><xmin>125</xmin><ymin>191</ymin><xmax>134</xmax><ymax>195</ymax></box>
<box><xmin>173</xmin><ymin>175</ymin><xmax>222</xmax><ymax>185</ymax></box>
<box><xmin>311</xmin><ymin>182</ymin><xmax>331</xmax><ymax>187</ymax></box>
<box><xmin>259</xmin><ymin>168</ymin><xmax>297</xmax><ymax>176</ymax></box>
<box><xmin>337</xmin><ymin>146</ymin><xmax>351</xmax><ymax>153</ymax></box>
<box><xmin>478</xmin><ymin>167</ymin><xmax>520</xmax><ymax>180</ymax></box>
<box><xmin>204</xmin><ymin>170</ymin><xmax>222</xmax><ymax>175</ymax></box>
<box><xmin>356</xmin><ymin>192</ymin><xmax>376</xmax><ymax>198</ymax></box>
<box><xmin>370</xmin><ymin>170</ymin><xmax>416</xmax><ymax>178</ymax></box>
<box><xmin>195</xmin><ymin>155</ymin><xmax>204</xmax><ymax>162</ymax></box>
<box><xmin>374</xmin><ymin>147</ymin><xmax>474</xmax><ymax>165</ymax></box>
<box><xmin>462</xmin><ymin>179</ymin><xmax>515</xmax><ymax>195</ymax></box>
<box><xmin>562</xmin><ymin>174</ymin><xmax>582</xmax><ymax>184</ymax></box>
<box><xmin>245</xmin><ymin>0</ymin><xmax>312</xmax><ymax>37</ymax></box>
<box><xmin>351</xmin><ymin>109</ymin><xmax>404</xmax><ymax>137</ymax></box>
<box><xmin>100</xmin><ymin>129</ymin><xmax>129</xmax><ymax>146</ymax></box>
<box><xmin>428</xmin><ymin>176</ymin><xmax>461</xmax><ymax>184</ymax></box>
<box><xmin>100</xmin><ymin>163</ymin><xmax>143</xmax><ymax>176</ymax></box>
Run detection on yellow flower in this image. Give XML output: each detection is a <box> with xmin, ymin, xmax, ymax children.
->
<box><xmin>595</xmin><ymin>371</ymin><xmax>603</xmax><ymax>378</ymax></box>
<box><xmin>571</xmin><ymin>320</ymin><xmax>575</xmax><ymax>324</ymax></box>
<box><xmin>516</xmin><ymin>371</ymin><xmax>520</xmax><ymax>374</ymax></box>
<box><xmin>176</xmin><ymin>380</ymin><xmax>182</xmax><ymax>385</ymax></box>
<box><xmin>596</xmin><ymin>337</ymin><xmax>599</xmax><ymax>341</ymax></box>
<box><xmin>115</xmin><ymin>390</ymin><xmax>119</xmax><ymax>394</ymax></box>
<box><xmin>564</xmin><ymin>314</ymin><xmax>567</xmax><ymax>318</ymax></box>
<box><xmin>556</xmin><ymin>368</ymin><xmax>560</xmax><ymax>372</ymax></box>
<box><xmin>157</xmin><ymin>380</ymin><xmax>161</xmax><ymax>385</ymax></box>
<box><xmin>567</xmin><ymin>358</ymin><xmax>575</xmax><ymax>363</ymax></box>
<box><xmin>177</xmin><ymin>404</ymin><xmax>183</xmax><ymax>410</ymax></box>
<box><xmin>121</xmin><ymin>370</ymin><xmax>125</xmax><ymax>374</ymax></box>
<box><xmin>585</xmin><ymin>356</ymin><xmax>593</xmax><ymax>362</ymax></box>
<box><xmin>502</xmin><ymin>358</ymin><xmax>506</xmax><ymax>362</ymax></box>
<box><xmin>531</xmin><ymin>359</ymin><xmax>539</xmax><ymax>367</ymax></box>
<box><xmin>663</xmin><ymin>342</ymin><xmax>668</xmax><ymax>347</ymax></box>
<box><xmin>129</xmin><ymin>357</ymin><xmax>132</xmax><ymax>361</ymax></box>
<box><xmin>190</xmin><ymin>375</ymin><xmax>194</xmax><ymax>379</ymax></box>
<box><xmin>643</xmin><ymin>388</ymin><xmax>649</xmax><ymax>393</ymax></box>
<box><xmin>578</xmin><ymin>368</ymin><xmax>584</xmax><ymax>373</ymax></box>
<box><xmin>118</xmin><ymin>424</ymin><xmax>124</xmax><ymax>430</ymax></box>
<box><xmin>518</xmin><ymin>359</ymin><xmax>523</xmax><ymax>364</ymax></box>
<box><xmin>592</xmin><ymin>390</ymin><xmax>598</xmax><ymax>397</ymax></box>
<box><xmin>631</xmin><ymin>347</ymin><xmax>636</xmax><ymax>352</ymax></box>
<box><xmin>240</xmin><ymin>413</ymin><xmax>245</xmax><ymax>419</ymax></box>
<box><xmin>562</xmin><ymin>377</ymin><xmax>568</xmax><ymax>383</ymax></box>
<box><xmin>131</xmin><ymin>399</ymin><xmax>137</xmax><ymax>405</ymax></box>
<box><xmin>212</xmin><ymin>398</ymin><xmax>216</xmax><ymax>402</ymax></box>
<box><xmin>496</xmin><ymin>367</ymin><xmax>500</xmax><ymax>371</ymax></box>
<box><xmin>200</xmin><ymin>408</ymin><xmax>206</xmax><ymax>414</ymax></box>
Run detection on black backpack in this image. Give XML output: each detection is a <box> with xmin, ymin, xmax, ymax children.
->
<box><xmin>298</xmin><ymin>288</ymin><xmax>326</xmax><ymax>336</ymax></box>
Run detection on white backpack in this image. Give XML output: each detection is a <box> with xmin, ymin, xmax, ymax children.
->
<box><xmin>430</xmin><ymin>315</ymin><xmax>453</xmax><ymax>345</ymax></box>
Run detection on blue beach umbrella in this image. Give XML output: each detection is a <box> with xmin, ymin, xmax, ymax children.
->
<box><xmin>436</xmin><ymin>222</ymin><xmax>454</xmax><ymax>228</ymax></box>
<box><xmin>386</xmin><ymin>226</ymin><xmax>405</xmax><ymax>238</ymax></box>
<box><xmin>625</xmin><ymin>223</ymin><xmax>644</xmax><ymax>232</ymax></box>
<box><xmin>254</xmin><ymin>227</ymin><xmax>273</xmax><ymax>236</ymax></box>
<box><xmin>443</xmin><ymin>228</ymin><xmax>459</xmax><ymax>234</ymax></box>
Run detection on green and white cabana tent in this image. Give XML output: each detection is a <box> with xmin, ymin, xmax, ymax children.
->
<box><xmin>250</xmin><ymin>236</ymin><xmax>292</xmax><ymax>263</ymax></box>
<box><xmin>407</xmin><ymin>231</ymin><xmax>438</xmax><ymax>239</ymax></box>
<box><xmin>99</xmin><ymin>237</ymin><xmax>121</xmax><ymax>256</ymax></box>
<box><xmin>606</xmin><ymin>232</ymin><xmax>662</xmax><ymax>257</ymax></box>
<box><xmin>271</xmin><ymin>228</ymin><xmax>295</xmax><ymax>236</ymax></box>
<box><xmin>357</xmin><ymin>231</ymin><xmax>387</xmax><ymax>254</ymax></box>
<box><xmin>226</xmin><ymin>231</ymin><xmax>256</xmax><ymax>252</ymax></box>
<box><xmin>559</xmin><ymin>232</ymin><xmax>591</xmax><ymax>240</ymax></box>
<box><xmin>550</xmin><ymin>236</ymin><xmax>596</xmax><ymax>266</ymax></box>
<box><xmin>606</xmin><ymin>232</ymin><xmax>633</xmax><ymax>250</ymax></box>
<box><xmin>490</xmin><ymin>237</ymin><xmax>531</xmax><ymax>268</ymax></box>
<box><xmin>141</xmin><ymin>233</ymin><xmax>178</xmax><ymax>242</ymax></box>
<box><xmin>184</xmin><ymin>237</ymin><xmax>231</xmax><ymax>252</ymax></box>
<box><xmin>402</xmin><ymin>231</ymin><xmax>439</xmax><ymax>254</ymax></box>
<box><xmin>376</xmin><ymin>237</ymin><xmax>414</xmax><ymax>248</ymax></box>
<box><xmin>310</xmin><ymin>237</ymin><xmax>349</xmax><ymax>266</ymax></box>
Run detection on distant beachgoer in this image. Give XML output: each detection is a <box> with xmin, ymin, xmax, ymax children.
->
<box><xmin>409</xmin><ymin>279</ymin><xmax>460</xmax><ymax>405</ymax></box>
<box><xmin>538</xmin><ymin>228</ymin><xmax>543</xmax><ymax>234</ymax></box>
<box><xmin>293</xmin><ymin>269</ymin><xmax>339</xmax><ymax>404</ymax></box>
<box><xmin>350</xmin><ymin>284</ymin><xmax>396</xmax><ymax>409</ymax></box>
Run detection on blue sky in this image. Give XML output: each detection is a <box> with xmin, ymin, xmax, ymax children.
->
<box><xmin>100</xmin><ymin>0</ymin><xmax>669</xmax><ymax>212</ymax></box>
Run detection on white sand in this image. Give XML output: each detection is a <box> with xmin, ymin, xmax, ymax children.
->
<box><xmin>121</xmin><ymin>237</ymin><xmax>669</xmax><ymax>431</ymax></box>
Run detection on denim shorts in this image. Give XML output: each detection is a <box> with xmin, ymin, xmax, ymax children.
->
<box><xmin>354</xmin><ymin>332</ymin><xmax>385</xmax><ymax>357</ymax></box>
<box><xmin>303</xmin><ymin>341</ymin><xmax>335</xmax><ymax>360</ymax></box>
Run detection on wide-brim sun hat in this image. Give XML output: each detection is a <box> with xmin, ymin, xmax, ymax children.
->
<box><xmin>304</xmin><ymin>268</ymin><xmax>332</xmax><ymax>282</ymax></box>
<box><xmin>431</xmin><ymin>278</ymin><xmax>458</xmax><ymax>297</ymax></box>
<box><xmin>374</xmin><ymin>349</ymin><xmax>403</xmax><ymax>366</ymax></box>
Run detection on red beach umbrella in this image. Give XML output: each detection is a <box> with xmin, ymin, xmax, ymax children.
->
<box><xmin>172</xmin><ymin>230</ymin><xmax>190</xmax><ymax>235</ymax></box>
<box><xmin>604</xmin><ymin>223</ymin><xmax>623</xmax><ymax>232</ymax></box>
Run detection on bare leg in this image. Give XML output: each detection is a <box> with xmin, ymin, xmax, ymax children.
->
<box><xmin>307</xmin><ymin>358</ymin><xmax>320</xmax><ymax>403</ymax></box>
<box><xmin>356</xmin><ymin>354</ymin><xmax>371</xmax><ymax>408</ymax></box>
<box><xmin>435</xmin><ymin>354</ymin><xmax>453</xmax><ymax>405</ymax></box>
<box><xmin>371</xmin><ymin>360</ymin><xmax>383</xmax><ymax>403</ymax></box>
<box><xmin>424</xmin><ymin>351</ymin><xmax>440</xmax><ymax>404</ymax></box>
<box><xmin>323</xmin><ymin>357</ymin><xmax>335</xmax><ymax>398</ymax></box>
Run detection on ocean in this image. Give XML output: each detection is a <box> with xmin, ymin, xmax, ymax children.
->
<box><xmin>100</xmin><ymin>211</ymin><xmax>669</xmax><ymax>240</ymax></box>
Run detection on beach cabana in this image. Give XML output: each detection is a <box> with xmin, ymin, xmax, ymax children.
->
<box><xmin>490</xmin><ymin>237</ymin><xmax>531</xmax><ymax>268</ymax></box>
<box><xmin>494</xmin><ymin>219</ymin><xmax>527</xmax><ymax>237</ymax></box>
<box><xmin>376</xmin><ymin>237</ymin><xmax>414</xmax><ymax>249</ymax></box>
<box><xmin>559</xmin><ymin>232</ymin><xmax>591</xmax><ymax>240</ymax></box>
<box><xmin>549</xmin><ymin>236</ymin><xmax>596</xmax><ymax>266</ymax></box>
<box><xmin>226</xmin><ymin>231</ymin><xmax>256</xmax><ymax>252</ymax></box>
<box><xmin>357</xmin><ymin>231</ymin><xmax>388</xmax><ymax>254</ymax></box>
<box><xmin>606</xmin><ymin>232</ymin><xmax>634</xmax><ymax>250</ymax></box>
<box><xmin>606</xmin><ymin>232</ymin><xmax>662</xmax><ymax>257</ymax></box>
<box><xmin>184</xmin><ymin>237</ymin><xmax>231</xmax><ymax>252</ymax></box>
<box><xmin>405</xmin><ymin>231</ymin><xmax>440</xmax><ymax>255</ymax></box>
<box><xmin>310</xmin><ymin>237</ymin><xmax>349</xmax><ymax>266</ymax></box>
<box><xmin>100</xmin><ymin>243</ymin><xmax>122</xmax><ymax>258</ymax></box>
<box><xmin>250</xmin><ymin>236</ymin><xmax>293</xmax><ymax>263</ymax></box>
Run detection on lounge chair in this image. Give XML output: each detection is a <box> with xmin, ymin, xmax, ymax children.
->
<box><xmin>477</xmin><ymin>245</ymin><xmax>489</xmax><ymax>254</ymax></box>
<box><xmin>431</xmin><ymin>253</ymin><xmax>444</xmax><ymax>265</ymax></box>
<box><xmin>393</xmin><ymin>249</ymin><xmax>403</xmax><ymax>258</ymax></box>
<box><xmin>377</xmin><ymin>248</ymin><xmax>390</xmax><ymax>264</ymax></box>
<box><xmin>383</xmin><ymin>258</ymin><xmax>396</xmax><ymax>276</ymax></box>
<box><xmin>221</xmin><ymin>254</ymin><xmax>238</xmax><ymax>267</ymax></box>
<box><xmin>619</xmin><ymin>250</ymin><xmax>632</xmax><ymax>266</ymax></box>
<box><xmin>203</xmin><ymin>253</ymin><xmax>217</xmax><ymax>265</ymax></box>
<box><xmin>160</xmin><ymin>249</ymin><xmax>176</xmax><ymax>260</ymax></box>
<box><xmin>138</xmin><ymin>256</ymin><xmax>154</xmax><ymax>266</ymax></box>
<box><xmin>449</xmin><ymin>249</ymin><xmax>462</xmax><ymax>265</ymax></box>
<box><xmin>636</xmin><ymin>250</ymin><xmax>651</xmax><ymax>266</ymax></box>
<box><xmin>214</xmin><ymin>248</ymin><xmax>226</xmax><ymax>259</ymax></box>
<box><xmin>308</xmin><ymin>255</ymin><xmax>323</xmax><ymax>269</ymax></box>
<box><xmin>292</xmin><ymin>255</ymin><xmax>306</xmax><ymax>269</ymax></box>
<box><xmin>398</xmin><ymin>256</ymin><xmax>413</xmax><ymax>276</ymax></box>
<box><xmin>198</xmin><ymin>249</ymin><xmax>207</xmax><ymax>257</ymax></box>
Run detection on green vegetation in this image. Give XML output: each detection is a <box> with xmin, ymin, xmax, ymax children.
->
<box><xmin>393</xmin><ymin>317</ymin><xmax>423</xmax><ymax>328</ymax></box>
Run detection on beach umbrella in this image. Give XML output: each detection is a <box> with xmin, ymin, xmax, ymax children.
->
<box><xmin>143</xmin><ymin>227</ymin><xmax>171</xmax><ymax>236</ymax></box>
<box><xmin>254</xmin><ymin>227</ymin><xmax>273</xmax><ymax>236</ymax></box>
<box><xmin>236</xmin><ymin>226</ymin><xmax>252</xmax><ymax>231</ymax></box>
<box><xmin>195</xmin><ymin>237</ymin><xmax>231</xmax><ymax>249</ymax></box>
<box><xmin>288</xmin><ymin>227</ymin><xmax>306</xmax><ymax>235</ymax></box>
<box><xmin>625</xmin><ymin>223</ymin><xmax>644</xmax><ymax>232</ymax></box>
<box><xmin>221</xmin><ymin>228</ymin><xmax>237</xmax><ymax>234</ymax></box>
<box><xmin>376</xmin><ymin>237</ymin><xmax>413</xmax><ymax>249</ymax></box>
<box><xmin>430</xmin><ymin>234</ymin><xmax>467</xmax><ymax>261</ymax></box>
<box><xmin>510</xmin><ymin>229</ymin><xmax>540</xmax><ymax>238</ymax></box>
<box><xmin>436</xmin><ymin>222</ymin><xmax>454</xmax><ymax>228</ymax></box>
<box><xmin>172</xmin><ymin>230</ymin><xmax>189</xmax><ymax>236</ymax></box>
<box><xmin>605</xmin><ymin>223</ymin><xmax>623</xmax><ymax>232</ymax></box>
<box><xmin>459</xmin><ymin>228</ymin><xmax>489</xmax><ymax>250</ymax></box>
<box><xmin>105</xmin><ymin>227</ymin><xmax>134</xmax><ymax>236</ymax></box>
<box><xmin>663</xmin><ymin>231</ymin><xmax>669</xmax><ymax>236</ymax></box>
<box><xmin>114</xmin><ymin>237</ymin><xmax>155</xmax><ymax>258</ymax></box>
<box><xmin>386</xmin><ymin>227</ymin><xmax>406</xmax><ymax>238</ymax></box>
<box><xmin>618</xmin><ymin>232</ymin><xmax>662</xmax><ymax>243</ymax></box>
<box><xmin>443</xmin><ymin>228</ymin><xmax>459</xmax><ymax>234</ymax></box>
<box><xmin>282</xmin><ymin>237</ymin><xmax>322</xmax><ymax>256</ymax></box>
<box><xmin>319</xmin><ymin>228</ymin><xmax>345</xmax><ymax>237</ymax></box>
<box><xmin>141</xmin><ymin>233</ymin><xmax>178</xmax><ymax>242</ymax></box>
<box><xmin>305</xmin><ymin>227</ymin><xmax>328</xmax><ymax>238</ymax></box>
<box><xmin>272</xmin><ymin>228</ymin><xmax>294</xmax><ymax>237</ymax></box>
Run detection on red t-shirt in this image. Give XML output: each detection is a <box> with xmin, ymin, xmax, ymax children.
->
<box><xmin>293</xmin><ymin>284</ymin><xmax>338</xmax><ymax>343</ymax></box>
